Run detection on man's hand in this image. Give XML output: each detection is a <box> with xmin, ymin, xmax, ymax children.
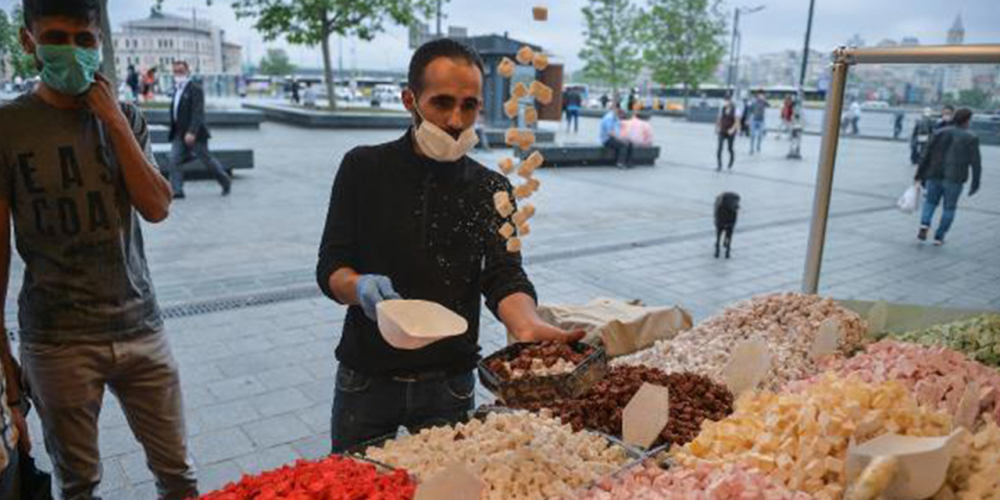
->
<box><xmin>511</xmin><ymin>321</ymin><xmax>585</xmax><ymax>343</ymax></box>
<box><xmin>83</xmin><ymin>73</ymin><xmax>125</xmax><ymax>126</ymax></box>
<box><xmin>11</xmin><ymin>406</ymin><xmax>30</xmax><ymax>453</ymax></box>
<box><xmin>355</xmin><ymin>275</ymin><xmax>401</xmax><ymax>321</ymax></box>
<box><xmin>969</xmin><ymin>185</ymin><xmax>979</xmax><ymax>197</ymax></box>
<box><xmin>184</xmin><ymin>132</ymin><xmax>196</xmax><ymax>147</ymax></box>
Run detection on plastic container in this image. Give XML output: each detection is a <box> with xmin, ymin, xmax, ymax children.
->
<box><xmin>478</xmin><ymin>342</ymin><xmax>608</xmax><ymax>405</ymax></box>
<box><xmin>376</xmin><ymin>300</ymin><xmax>467</xmax><ymax>350</ymax></box>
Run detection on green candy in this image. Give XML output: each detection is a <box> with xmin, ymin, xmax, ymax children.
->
<box><xmin>889</xmin><ymin>314</ymin><xmax>1000</xmax><ymax>367</ymax></box>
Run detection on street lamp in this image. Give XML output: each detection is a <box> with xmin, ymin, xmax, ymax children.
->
<box><xmin>726</xmin><ymin>5</ymin><xmax>765</xmax><ymax>97</ymax></box>
<box><xmin>788</xmin><ymin>0</ymin><xmax>816</xmax><ymax>160</ymax></box>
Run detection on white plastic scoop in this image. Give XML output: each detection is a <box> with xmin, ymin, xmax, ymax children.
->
<box><xmin>376</xmin><ymin>300</ymin><xmax>468</xmax><ymax>350</ymax></box>
<box><xmin>846</xmin><ymin>428</ymin><xmax>967</xmax><ymax>500</ymax></box>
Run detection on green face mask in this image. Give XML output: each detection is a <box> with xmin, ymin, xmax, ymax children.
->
<box><xmin>36</xmin><ymin>44</ymin><xmax>101</xmax><ymax>96</ymax></box>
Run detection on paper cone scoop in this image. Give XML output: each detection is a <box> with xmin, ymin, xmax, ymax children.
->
<box><xmin>377</xmin><ymin>300</ymin><xmax>468</xmax><ymax>350</ymax></box>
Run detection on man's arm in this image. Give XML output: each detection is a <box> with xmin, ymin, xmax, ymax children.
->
<box><xmin>0</xmin><ymin>200</ymin><xmax>28</xmax><ymax>452</ymax></box>
<box><xmin>915</xmin><ymin>132</ymin><xmax>938</xmax><ymax>181</ymax></box>
<box><xmin>499</xmin><ymin>293</ymin><xmax>584</xmax><ymax>343</ymax></box>
<box><xmin>85</xmin><ymin>74</ymin><xmax>172</xmax><ymax>223</ymax></box>
<box><xmin>969</xmin><ymin>137</ymin><xmax>981</xmax><ymax>195</ymax></box>
<box><xmin>317</xmin><ymin>151</ymin><xmax>360</xmax><ymax>303</ymax></box>
<box><xmin>187</xmin><ymin>84</ymin><xmax>206</xmax><ymax>140</ymax></box>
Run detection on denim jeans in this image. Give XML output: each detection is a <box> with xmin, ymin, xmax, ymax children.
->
<box><xmin>168</xmin><ymin>138</ymin><xmax>232</xmax><ymax>196</ymax></box>
<box><xmin>920</xmin><ymin>179</ymin><xmax>964</xmax><ymax>240</ymax></box>
<box><xmin>749</xmin><ymin>119</ymin><xmax>765</xmax><ymax>153</ymax></box>
<box><xmin>330</xmin><ymin>365</ymin><xmax>475</xmax><ymax>453</ymax></box>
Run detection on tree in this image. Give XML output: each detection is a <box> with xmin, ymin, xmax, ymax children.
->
<box><xmin>258</xmin><ymin>48</ymin><xmax>295</xmax><ymax>76</ymax></box>
<box><xmin>641</xmin><ymin>0</ymin><xmax>726</xmax><ymax>109</ymax></box>
<box><xmin>231</xmin><ymin>0</ymin><xmax>436</xmax><ymax>110</ymax></box>
<box><xmin>956</xmin><ymin>88</ymin><xmax>992</xmax><ymax>111</ymax></box>
<box><xmin>0</xmin><ymin>8</ymin><xmax>13</xmax><ymax>80</ymax></box>
<box><xmin>579</xmin><ymin>0</ymin><xmax>643</xmax><ymax>100</ymax></box>
<box><xmin>3</xmin><ymin>6</ymin><xmax>38</xmax><ymax>80</ymax></box>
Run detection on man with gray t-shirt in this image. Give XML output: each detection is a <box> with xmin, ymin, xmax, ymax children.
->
<box><xmin>0</xmin><ymin>1</ymin><xmax>197</xmax><ymax>498</ymax></box>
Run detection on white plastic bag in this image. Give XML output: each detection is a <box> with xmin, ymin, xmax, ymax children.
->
<box><xmin>897</xmin><ymin>184</ymin><xmax>922</xmax><ymax>214</ymax></box>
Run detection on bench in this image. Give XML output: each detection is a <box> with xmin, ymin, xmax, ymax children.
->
<box><xmin>521</xmin><ymin>144</ymin><xmax>660</xmax><ymax>167</ymax></box>
<box><xmin>152</xmin><ymin>144</ymin><xmax>254</xmax><ymax>178</ymax></box>
<box><xmin>150</xmin><ymin>124</ymin><xmax>170</xmax><ymax>144</ymax></box>
<box><xmin>142</xmin><ymin>108</ymin><xmax>265</xmax><ymax>129</ymax></box>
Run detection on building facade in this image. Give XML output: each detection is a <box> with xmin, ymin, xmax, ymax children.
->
<box><xmin>113</xmin><ymin>8</ymin><xmax>242</xmax><ymax>78</ymax></box>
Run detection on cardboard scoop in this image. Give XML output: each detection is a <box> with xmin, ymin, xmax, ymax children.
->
<box><xmin>376</xmin><ymin>300</ymin><xmax>468</xmax><ymax>350</ymax></box>
<box><xmin>846</xmin><ymin>428</ymin><xmax>967</xmax><ymax>500</ymax></box>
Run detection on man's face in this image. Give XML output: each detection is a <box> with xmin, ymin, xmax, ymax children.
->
<box><xmin>403</xmin><ymin>57</ymin><xmax>483</xmax><ymax>139</ymax></box>
<box><xmin>942</xmin><ymin>109</ymin><xmax>953</xmax><ymax>121</ymax></box>
<box><xmin>173</xmin><ymin>63</ymin><xmax>189</xmax><ymax>79</ymax></box>
<box><xmin>20</xmin><ymin>15</ymin><xmax>100</xmax><ymax>59</ymax></box>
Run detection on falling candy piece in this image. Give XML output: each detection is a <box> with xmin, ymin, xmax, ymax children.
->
<box><xmin>516</xmin><ymin>46</ymin><xmax>535</xmax><ymax>65</ymax></box>
<box><xmin>533</xmin><ymin>53</ymin><xmax>549</xmax><ymax>71</ymax></box>
<box><xmin>512</xmin><ymin>204</ymin><xmax>536</xmax><ymax>226</ymax></box>
<box><xmin>512</xmin><ymin>82</ymin><xmax>529</xmax><ymax>99</ymax></box>
<box><xmin>529</xmin><ymin>81</ymin><xmax>554</xmax><ymax>105</ymax></box>
<box><xmin>527</xmin><ymin>177</ymin><xmax>541</xmax><ymax>193</ymax></box>
<box><xmin>504</xmin><ymin>98</ymin><xmax>520</xmax><ymax>119</ymax></box>
<box><xmin>497</xmin><ymin>157</ymin><xmax>514</xmax><ymax>175</ymax></box>
<box><xmin>516</xmin><ymin>130</ymin><xmax>536</xmax><ymax>151</ymax></box>
<box><xmin>513</xmin><ymin>184</ymin><xmax>533</xmax><ymax>200</ymax></box>
<box><xmin>493</xmin><ymin>191</ymin><xmax>514</xmax><ymax>218</ymax></box>
<box><xmin>532</xmin><ymin>6</ymin><xmax>548</xmax><ymax>21</ymax></box>
<box><xmin>497</xmin><ymin>57</ymin><xmax>516</xmax><ymax>79</ymax></box>
<box><xmin>518</xmin><ymin>222</ymin><xmax>531</xmax><ymax>237</ymax></box>
<box><xmin>504</xmin><ymin>128</ymin><xmax>520</xmax><ymax>147</ymax></box>
<box><xmin>523</xmin><ymin>106</ymin><xmax>538</xmax><ymax>125</ymax></box>
<box><xmin>506</xmin><ymin>237</ymin><xmax>522</xmax><ymax>253</ymax></box>
<box><xmin>499</xmin><ymin>222</ymin><xmax>515</xmax><ymax>239</ymax></box>
<box><xmin>518</xmin><ymin>151</ymin><xmax>544</xmax><ymax>178</ymax></box>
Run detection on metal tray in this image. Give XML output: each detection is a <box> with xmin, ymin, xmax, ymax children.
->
<box><xmin>477</xmin><ymin>342</ymin><xmax>609</xmax><ymax>405</ymax></box>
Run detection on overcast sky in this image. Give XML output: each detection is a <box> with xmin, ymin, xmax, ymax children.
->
<box><xmin>3</xmin><ymin>0</ymin><xmax>998</xmax><ymax>72</ymax></box>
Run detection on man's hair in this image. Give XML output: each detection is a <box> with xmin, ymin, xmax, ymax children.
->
<box><xmin>173</xmin><ymin>60</ymin><xmax>190</xmax><ymax>71</ymax></box>
<box><xmin>953</xmin><ymin>108</ymin><xmax>973</xmax><ymax>126</ymax></box>
<box><xmin>23</xmin><ymin>0</ymin><xmax>101</xmax><ymax>28</ymax></box>
<box><xmin>407</xmin><ymin>38</ymin><xmax>484</xmax><ymax>95</ymax></box>
<box><xmin>943</xmin><ymin>104</ymin><xmax>955</xmax><ymax>112</ymax></box>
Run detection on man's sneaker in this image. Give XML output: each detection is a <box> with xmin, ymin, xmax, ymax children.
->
<box><xmin>934</xmin><ymin>238</ymin><xmax>944</xmax><ymax>246</ymax></box>
<box><xmin>222</xmin><ymin>183</ymin><xmax>232</xmax><ymax>196</ymax></box>
<box><xmin>917</xmin><ymin>226</ymin><xmax>928</xmax><ymax>241</ymax></box>
<box><xmin>173</xmin><ymin>192</ymin><xmax>186</xmax><ymax>200</ymax></box>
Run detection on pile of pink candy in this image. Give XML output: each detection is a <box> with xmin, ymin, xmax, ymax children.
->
<box><xmin>790</xmin><ymin>340</ymin><xmax>1000</xmax><ymax>426</ymax></box>
<box><xmin>573</xmin><ymin>462</ymin><xmax>814</xmax><ymax>500</ymax></box>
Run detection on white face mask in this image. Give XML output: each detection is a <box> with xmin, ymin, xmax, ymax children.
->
<box><xmin>412</xmin><ymin>106</ymin><xmax>478</xmax><ymax>163</ymax></box>
<box><xmin>175</xmin><ymin>75</ymin><xmax>189</xmax><ymax>87</ymax></box>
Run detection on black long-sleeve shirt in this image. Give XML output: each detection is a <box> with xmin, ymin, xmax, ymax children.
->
<box><xmin>316</xmin><ymin>131</ymin><xmax>537</xmax><ymax>376</ymax></box>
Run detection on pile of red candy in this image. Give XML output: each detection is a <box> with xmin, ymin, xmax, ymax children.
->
<box><xmin>196</xmin><ymin>455</ymin><xmax>415</xmax><ymax>500</ymax></box>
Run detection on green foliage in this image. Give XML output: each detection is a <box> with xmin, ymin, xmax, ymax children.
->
<box><xmin>258</xmin><ymin>47</ymin><xmax>295</xmax><ymax>76</ymax></box>
<box><xmin>1</xmin><ymin>5</ymin><xmax>38</xmax><ymax>79</ymax></box>
<box><xmin>579</xmin><ymin>0</ymin><xmax>643</xmax><ymax>95</ymax></box>
<box><xmin>640</xmin><ymin>0</ymin><xmax>726</xmax><ymax>97</ymax></box>
<box><xmin>231</xmin><ymin>0</ymin><xmax>436</xmax><ymax>44</ymax></box>
<box><xmin>956</xmin><ymin>88</ymin><xmax>993</xmax><ymax>111</ymax></box>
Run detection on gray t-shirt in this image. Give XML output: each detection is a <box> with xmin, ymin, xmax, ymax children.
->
<box><xmin>0</xmin><ymin>93</ymin><xmax>162</xmax><ymax>344</ymax></box>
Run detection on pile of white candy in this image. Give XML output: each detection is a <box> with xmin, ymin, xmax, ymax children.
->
<box><xmin>365</xmin><ymin>411</ymin><xmax>628</xmax><ymax>500</ymax></box>
<box><xmin>615</xmin><ymin>293</ymin><xmax>869</xmax><ymax>390</ymax></box>
<box><xmin>493</xmin><ymin>36</ymin><xmax>552</xmax><ymax>253</ymax></box>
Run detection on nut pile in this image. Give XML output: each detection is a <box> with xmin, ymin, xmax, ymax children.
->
<box><xmin>938</xmin><ymin>422</ymin><xmax>1000</xmax><ymax>499</ymax></box>
<box><xmin>573</xmin><ymin>461</ymin><xmax>815</xmax><ymax>500</ymax></box>
<box><xmin>673</xmin><ymin>374</ymin><xmax>953</xmax><ymax>500</ymax></box>
<box><xmin>486</xmin><ymin>342</ymin><xmax>593</xmax><ymax>381</ymax></box>
<box><xmin>788</xmin><ymin>340</ymin><xmax>1000</xmax><ymax>427</ymax></box>
<box><xmin>514</xmin><ymin>366</ymin><xmax>733</xmax><ymax>448</ymax></box>
<box><xmin>615</xmin><ymin>293</ymin><xmax>868</xmax><ymax>390</ymax></box>
<box><xmin>365</xmin><ymin>411</ymin><xmax>628</xmax><ymax>500</ymax></box>
<box><xmin>888</xmin><ymin>314</ymin><xmax>1000</xmax><ymax>368</ymax></box>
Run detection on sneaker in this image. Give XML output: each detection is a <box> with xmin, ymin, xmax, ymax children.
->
<box><xmin>222</xmin><ymin>183</ymin><xmax>232</xmax><ymax>196</ymax></box>
<box><xmin>917</xmin><ymin>226</ymin><xmax>928</xmax><ymax>241</ymax></box>
<box><xmin>173</xmin><ymin>192</ymin><xmax>186</xmax><ymax>200</ymax></box>
<box><xmin>933</xmin><ymin>238</ymin><xmax>944</xmax><ymax>246</ymax></box>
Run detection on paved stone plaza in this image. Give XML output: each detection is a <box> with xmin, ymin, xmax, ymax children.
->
<box><xmin>7</xmin><ymin>111</ymin><xmax>999</xmax><ymax>497</ymax></box>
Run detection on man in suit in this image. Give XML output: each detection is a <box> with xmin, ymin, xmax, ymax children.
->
<box><xmin>167</xmin><ymin>60</ymin><xmax>231</xmax><ymax>199</ymax></box>
<box><xmin>915</xmin><ymin>108</ymin><xmax>982</xmax><ymax>245</ymax></box>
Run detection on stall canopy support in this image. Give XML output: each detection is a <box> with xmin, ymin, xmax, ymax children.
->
<box><xmin>801</xmin><ymin>44</ymin><xmax>1000</xmax><ymax>295</ymax></box>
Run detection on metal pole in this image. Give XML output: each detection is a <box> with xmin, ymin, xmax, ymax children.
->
<box><xmin>845</xmin><ymin>44</ymin><xmax>1000</xmax><ymax>64</ymax></box>
<box><xmin>802</xmin><ymin>50</ymin><xmax>850</xmax><ymax>294</ymax></box>
<box><xmin>436</xmin><ymin>0</ymin><xmax>442</xmax><ymax>37</ymax></box>
<box><xmin>798</xmin><ymin>0</ymin><xmax>815</xmax><ymax>88</ymax></box>
<box><xmin>727</xmin><ymin>9</ymin><xmax>740</xmax><ymax>89</ymax></box>
<box><xmin>788</xmin><ymin>0</ymin><xmax>816</xmax><ymax>160</ymax></box>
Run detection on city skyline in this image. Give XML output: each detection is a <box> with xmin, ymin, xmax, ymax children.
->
<box><xmin>1</xmin><ymin>0</ymin><xmax>998</xmax><ymax>72</ymax></box>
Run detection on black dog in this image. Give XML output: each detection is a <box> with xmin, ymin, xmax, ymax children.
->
<box><xmin>714</xmin><ymin>192</ymin><xmax>741</xmax><ymax>259</ymax></box>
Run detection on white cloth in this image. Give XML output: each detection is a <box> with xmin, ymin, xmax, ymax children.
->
<box><xmin>171</xmin><ymin>79</ymin><xmax>189</xmax><ymax>122</ymax></box>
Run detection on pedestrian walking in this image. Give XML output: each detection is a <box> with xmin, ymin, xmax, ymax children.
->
<box><xmin>935</xmin><ymin>104</ymin><xmax>955</xmax><ymax>131</ymax></box>
<box><xmin>317</xmin><ymin>38</ymin><xmax>581</xmax><ymax>453</ymax></box>
<box><xmin>716</xmin><ymin>97</ymin><xmax>739</xmax><ymax>171</ymax></box>
<box><xmin>910</xmin><ymin>108</ymin><xmax>936</xmax><ymax>165</ymax></box>
<box><xmin>126</xmin><ymin>64</ymin><xmax>140</xmax><ymax>101</ymax></box>
<box><xmin>915</xmin><ymin>108</ymin><xmax>982</xmax><ymax>245</ymax></box>
<box><xmin>893</xmin><ymin>111</ymin><xmax>904</xmax><ymax>139</ymax></box>
<box><xmin>141</xmin><ymin>67</ymin><xmax>157</xmax><ymax>101</ymax></box>
<box><xmin>166</xmin><ymin>60</ymin><xmax>232</xmax><ymax>198</ymax></box>
<box><xmin>0</xmin><ymin>1</ymin><xmax>197</xmax><ymax>497</ymax></box>
<box><xmin>849</xmin><ymin>100</ymin><xmax>862</xmax><ymax>135</ymax></box>
<box><xmin>748</xmin><ymin>91</ymin><xmax>768</xmax><ymax>154</ymax></box>
<box><xmin>564</xmin><ymin>88</ymin><xmax>582</xmax><ymax>133</ymax></box>
<box><xmin>739</xmin><ymin>98</ymin><xmax>751</xmax><ymax>137</ymax></box>
<box><xmin>780</xmin><ymin>95</ymin><xmax>794</xmax><ymax>139</ymax></box>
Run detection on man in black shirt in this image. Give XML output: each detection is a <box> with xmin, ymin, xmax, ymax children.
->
<box><xmin>316</xmin><ymin>39</ymin><xmax>583</xmax><ymax>453</ymax></box>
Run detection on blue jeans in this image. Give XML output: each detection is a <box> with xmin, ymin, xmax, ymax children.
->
<box><xmin>330</xmin><ymin>365</ymin><xmax>475</xmax><ymax>453</ymax></box>
<box><xmin>920</xmin><ymin>179</ymin><xmax>963</xmax><ymax>240</ymax></box>
<box><xmin>566</xmin><ymin>107</ymin><xmax>580</xmax><ymax>133</ymax></box>
<box><xmin>749</xmin><ymin>119</ymin><xmax>765</xmax><ymax>153</ymax></box>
